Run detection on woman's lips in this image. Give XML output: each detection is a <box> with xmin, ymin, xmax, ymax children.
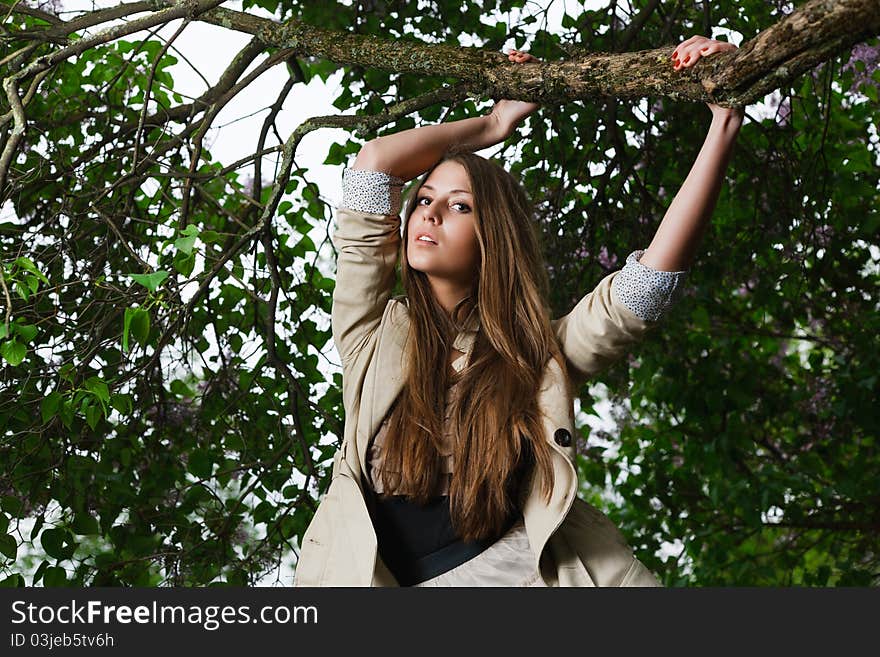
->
<box><xmin>413</xmin><ymin>237</ymin><xmax>438</xmax><ymax>246</ymax></box>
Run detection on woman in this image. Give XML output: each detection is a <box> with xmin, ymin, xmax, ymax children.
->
<box><xmin>294</xmin><ymin>35</ymin><xmax>744</xmax><ymax>587</ymax></box>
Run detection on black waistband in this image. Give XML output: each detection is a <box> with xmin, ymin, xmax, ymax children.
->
<box><xmin>405</xmin><ymin>531</ymin><xmax>498</xmax><ymax>585</ymax></box>
<box><xmin>368</xmin><ymin>494</ymin><xmax>520</xmax><ymax>586</ymax></box>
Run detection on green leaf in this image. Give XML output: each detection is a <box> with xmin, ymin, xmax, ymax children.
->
<box><xmin>30</xmin><ymin>515</ymin><xmax>44</xmax><ymax>542</ymax></box>
<box><xmin>59</xmin><ymin>363</ymin><xmax>75</xmax><ymax>381</ymax></box>
<box><xmin>173</xmin><ymin>250</ymin><xmax>196</xmax><ymax>277</ymax></box>
<box><xmin>291</xmin><ymin>234</ymin><xmax>317</xmax><ymax>257</ymax></box>
<box><xmin>71</xmin><ymin>514</ymin><xmax>100</xmax><ymax>536</ymax></box>
<box><xmin>132</xmin><ymin>307</ymin><xmax>150</xmax><ymax>345</ymax></box>
<box><xmin>14</xmin><ymin>256</ymin><xmax>38</xmax><ymax>273</ymax></box>
<box><xmin>59</xmin><ymin>400</ymin><xmax>75</xmax><ymax>428</ymax></box>
<box><xmin>110</xmin><ymin>393</ymin><xmax>133</xmax><ymax>415</ymax></box>
<box><xmin>124</xmin><ymin>307</ymin><xmax>150</xmax><ymax>350</ymax></box>
<box><xmin>13</xmin><ymin>281</ymin><xmax>29</xmax><ymax>302</ymax></box>
<box><xmin>128</xmin><ymin>270</ymin><xmax>169</xmax><ymax>292</ymax></box>
<box><xmin>13</xmin><ymin>323</ymin><xmax>38</xmax><ymax>344</ymax></box>
<box><xmin>32</xmin><ymin>560</ymin><xmax>49</xmax><ymax>585</ymax></box>
<box><xmin>280</xmin><ymin>514</ymin><xmax>299</xmax><ymax>540</ymax></box>
<box><xmin>123</xmin><ymin>308</ymin><xmax>133</xmax><ymax>353</ymax></box>
<box><xmin>43</xmin><ymin>566</ymin><xmax>67</xmax><ymax>587</ymax></box>
<box><xmin>24</xmin><ymin>274</ymin><xmax>39</xmax><ymax>294</ymax></box>
<box><xmin>253</xmin><ymin>500</ymin><xmax>275</xmax><ymax>525</ymax></box>
<box><xmin>200</xmin><ymin>229</ymin><xmax>221</xmax><ymax>243</ymax></box>
<box><xmin>126</xmin><ymin>533</ymin><xmax>157</xmax><ymax>558</ymax></box>
<box><xmin>1</xmin><ymin>497</ymin><xmax>23</xmax><ymax>518</ymax></box>
<box><xmin>0</xmin><ymin>534</ymin><xmax>18</xmax><ymax>560</ymax></box>
<box><xmin>324</xmin><ymin>141</ymin><xmax>348</xmax><ymax>166</ymax></box>
<box><xmin>691</xmin><ymin>306</ymin><xmax>710</xmax><ymax>331</ymax></box>
<box><xmin>40</xmin><ymin>528</ymin><xmax>76</xmax><ymax>560</ymax></box>
<box><xmin>170</xmin><ymin>379</ymin><xmax>195</xmax><ymax>398</ymax></box>
<box><xmin>188</xmin><ymin>449</ymin><xmax>212</xmax><ymax>479</ymax></box>
<box><xmin>0</xmin><ymin>574</ymin><xmax>23</xmax><ymax>587</ymax></box>
<box><xmin>41</xmin><ymin>391</ymin><xmax>63</xmax><ymax>423</ymax></box>
<box><xmin>1</xmin><ymin>339</ymin><xmax>26</xmax><ymax>366</ymax></box>
<box><xmin>174</xmin><ymin>224</ymin><xmax>199</xmax><ymax>255</ymax></box>
<box><xmin>84</xmin><ymin>376</ymin><xmax>110</xmax><ymax>405</ymax></box>
<box><xmin>84</xmin><ymin>402</ymin><xmax>102</xmax><ymax>430</ymax></box>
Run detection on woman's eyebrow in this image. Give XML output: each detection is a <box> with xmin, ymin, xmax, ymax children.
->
<box><xmin>420</xmin><ymin>184</ymin><xmax>473</xmax><ymax>195</ymax></box>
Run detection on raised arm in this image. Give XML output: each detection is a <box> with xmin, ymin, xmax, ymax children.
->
<box><xmin>352</xmin><ymin>114</ymin><xmax>505</xmax><ymax>182</ymax></box>
<box><xmin>330</xmin><ymin>171</ymin><xmax>404</xmax><ymax>366</ymax></box>
<box><xmin>553</xmin><ymin>36</ymin><xmax>743</xmax><ymax>390</ymax></box>
<box><xmin>639</xmin><ymin>35</ymin><xmax>744</xmax><ymax>272</ymax></box>
<box><xmin>352</xmin><ymin>50</ymin><xmax>539</xmax><ymax>181</ymax></box>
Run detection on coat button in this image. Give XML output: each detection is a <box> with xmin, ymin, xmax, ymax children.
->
<box><xmin>554</xmin><ymin>428</ymin><xmax>572</xmax><ymax>447</ymax></box>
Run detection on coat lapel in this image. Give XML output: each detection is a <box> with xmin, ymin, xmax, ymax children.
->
<box><xmin>356</xmin><ymin>299</ymin><xmax>409</xmax><ymax>481</ymax></box>
<box><xmin>523</xmin><ymin>355</ymin><xmax>579</xmax><ymax>576</ymax></box>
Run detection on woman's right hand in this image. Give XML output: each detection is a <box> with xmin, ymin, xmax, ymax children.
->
<box><xmin>488</xmin><ymin>49</ymin><xmax>541</xmax><ymax>138</ymax></box>
<box><xmin>361</xmin><ymin>49</ymin><xmax>541</xmax><ymax>176</ymax></box>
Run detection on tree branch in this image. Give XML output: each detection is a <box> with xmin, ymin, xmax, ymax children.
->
<box><xmin>191</xmin><ymin>0</ymin><xmax>880</xmax><ymax>106</ymax></box>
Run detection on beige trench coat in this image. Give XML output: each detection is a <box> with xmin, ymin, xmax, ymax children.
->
<box><xmin>293</xmin><ymin>206</ymin><xmax>664</xmax><ymax>587</ymax></box>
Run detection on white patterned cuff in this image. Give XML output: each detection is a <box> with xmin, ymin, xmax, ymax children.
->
<box><xmin>611</xmin><ymin>249</ymin><xmax>689</xmax><ymax>322</ymax></box>
<box><xmin>342</xmin><ymin>168</ymin><xmax>405</xmax><ymax>216</ymax></box>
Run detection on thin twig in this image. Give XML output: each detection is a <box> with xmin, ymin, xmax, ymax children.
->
<box><xmin>0</xmin><ymin>263</ymin><xmax>12</xmax><ymax>329</ymax></box>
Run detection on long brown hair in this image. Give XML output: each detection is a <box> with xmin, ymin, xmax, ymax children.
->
<box><xmin>377</xmin><ymin>149</ymin><xmax>570</xmax><ymax>542</ymax></box>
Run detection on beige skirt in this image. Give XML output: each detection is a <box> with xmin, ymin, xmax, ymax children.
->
<box><xmin>413</xmin><ymin>517</ymin><xmax>547</xmax><ymax>587</ymax></box>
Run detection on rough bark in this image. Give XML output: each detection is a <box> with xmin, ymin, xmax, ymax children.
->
<box><xmin>191</xmin><ymin>0</ymin><xmax>880</xmax><ymax>107</ymax></box>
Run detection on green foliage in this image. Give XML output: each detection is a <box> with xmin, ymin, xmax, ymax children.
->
<box><xmin>1</xmin><ymin>1</ymin><xmax>877</xmax><ymax>588</ymax></box>
<box><xmin>127</xmin><ymin>271</ymin><xmax>169</xmax><ymax>292</ymax></box>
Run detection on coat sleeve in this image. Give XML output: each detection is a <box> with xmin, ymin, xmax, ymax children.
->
<box><xmin>331</xmin><ymin>168</ymin><xmax>404</xmax><ymax>365</ymax></box>
<box><xmin>551</xmin><ymin>249</ymin><xmax>688</xmax><ymax>391</ymax></box>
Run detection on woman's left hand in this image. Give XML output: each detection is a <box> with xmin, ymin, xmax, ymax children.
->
<box><xmin>488</xmin><ymin>49</ymin><xmax>542</xmax><ymax>137</ymax></box>
<box><xmin>672</xmin><ymin>35</ymin><xmax>745</xmax><ymax>122</ymax></box>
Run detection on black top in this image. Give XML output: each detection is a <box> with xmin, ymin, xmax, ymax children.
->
<box><xmin>363</xmin><ymin>438</ymin><xmax>534</xmax><ymax>586</ymax></box>
<box><xmin>367</xmin><ymin>493</ymin><xmax>517</xmax><ymax>585</ymax></box>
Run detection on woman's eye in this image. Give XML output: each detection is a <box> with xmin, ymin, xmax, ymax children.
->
<box><xmin>417</xmin><ymin>196</ymin><xmax>469</xmax><ymax>212</ymax></box>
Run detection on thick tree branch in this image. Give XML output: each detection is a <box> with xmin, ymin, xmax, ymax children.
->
<box><xmin>192</xmin><ymin>0</ymin><xmax>879</xmax><ymax>107</ymax></box>
<box><xmin>708</xmin><ymin>0</ymin><xmax>880</xmax><ymax>100</ymax></box>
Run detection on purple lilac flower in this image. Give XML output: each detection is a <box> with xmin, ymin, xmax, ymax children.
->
<box><xmin>843</xmin><ymin>42</ymin><xmax>880</xmax><ymax>96</ymax></box>
<box><xmin>597</xmin><ymin>246</ymin><xmax>618</xmax><ymax>270</ymax></box>
<box><xmin>777</xmin><ymin>96</ymin><xmax>791</xmax><ymax>127</ymax></box>
<box><xmin>814</xmin><ymin>224</ymin><xmax>833</xmax><ymax>248</ymax></box>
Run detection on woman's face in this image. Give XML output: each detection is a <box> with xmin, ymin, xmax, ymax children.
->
<box><xmin>406</xmin><ymin>160</ymin><xmax>480</xmax><ymax>289</ymax></box>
